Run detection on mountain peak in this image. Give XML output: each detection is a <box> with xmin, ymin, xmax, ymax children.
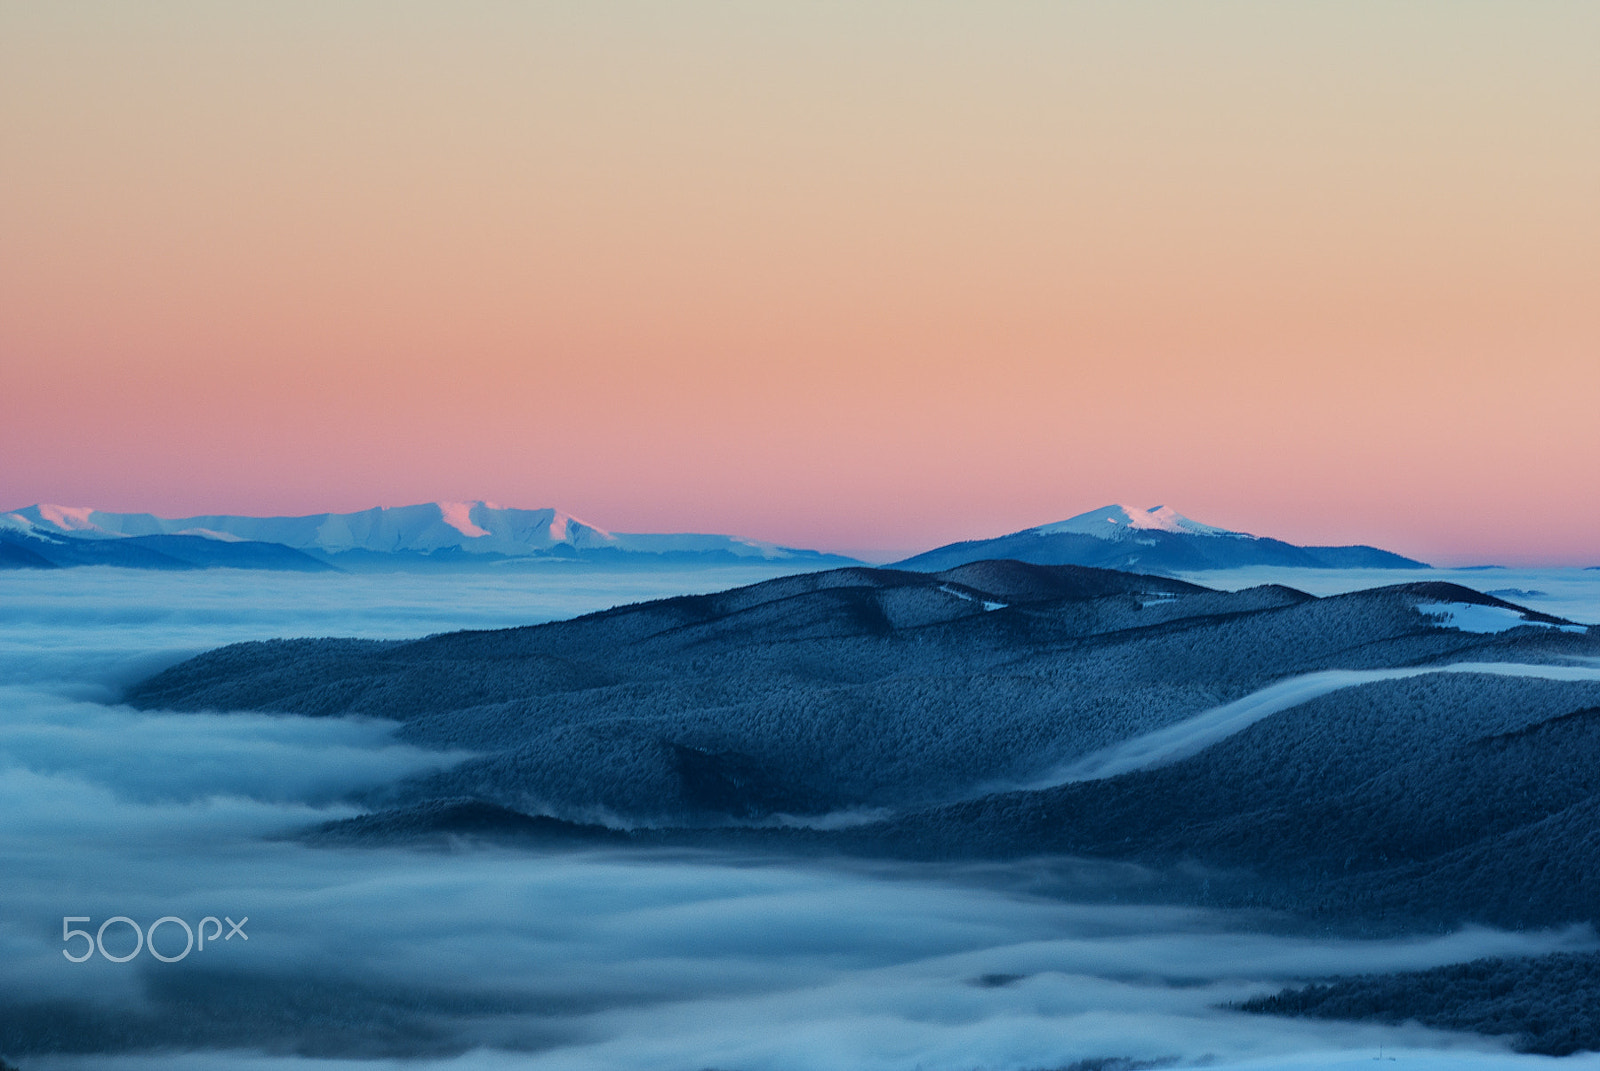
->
<box><xmin>893</xmin><ymin>504</ymin><xmax>1425</xmax><ymax>572</ymax></box>
<box><xmin>1031</xmin><ymin>504</ymin><xmax>1247</xmax><ymax>541</ymax></box>
<box><xmin>4</xmin><ymin>504</ymin><xmax>114</xmax><ymax>537</ymax></box>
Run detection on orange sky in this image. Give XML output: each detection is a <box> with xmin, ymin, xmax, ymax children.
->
<box><xmin>2</xmin><ymin>3</ymin><xmax>1597</xmax><ymax>563</ymax></box>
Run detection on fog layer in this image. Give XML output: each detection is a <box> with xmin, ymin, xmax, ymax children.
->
<box><xmin>4</xmin><ymin>568</ymin><xmax>1596</xmax><ymax>1069</ymax></box>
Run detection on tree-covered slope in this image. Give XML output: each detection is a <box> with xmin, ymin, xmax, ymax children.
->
<box><xmin>1239</xmin><ymin>952</ymin><xmax>1600</xmax><ymax>1056</ymax></box>
<box><xmin>127</xmin><ymin>564</ymin><xmax>1595</xmax><ymax>846</ymax></box>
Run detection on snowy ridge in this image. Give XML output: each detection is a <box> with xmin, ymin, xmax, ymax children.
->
<box><xmin>4</xmin><ymin>502</ymin><xmax>841</xmax><ymax>563</ymax></box>
<box><xmin>2</xmin><ymin>506</ymin><xmax>121</xmax><ymax>539</ymax></box>
<box><xmin>436</xmin><ymin>501</ymin><xmax>493</xmax><ymax>539</ymax></box>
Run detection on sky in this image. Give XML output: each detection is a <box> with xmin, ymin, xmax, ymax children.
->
<box><xmin>2</xmin><ymin>2</ymin><xmax>1597</xmax><ymax>564</ymax></box>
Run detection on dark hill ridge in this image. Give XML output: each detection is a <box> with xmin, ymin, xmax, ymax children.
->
<box><xmin>0</xmin><ymin>529</ymin><xmax>335</xmax><ymax>571</ymax></box>
<box><xmin>127</xmin><ymin>562</ymin><xmax>1593</xmax><ymax>838</ymax></box>
<box><xmin>125</xmin><ymin>561</ymin><xmax>1600</xmax><ymax>937</ymax></box>
<box><xmin>0</xmin><ymin>538</ymin><xmax>59</xmax><ymax>569</ymax></box>
<box><xmin>1386</xmin><ymin>580</ymin><xmax>1574</xmax><ymax>624</ymax></box>
<box><xmin>299</xmin><ymin>798</ymin><xmax>629</xmax><ymax>848</ymax></box>
<box><xmin>1239</xmin><ymin>950</ymin><xmax>1600</xmax><ymax>1056</ymax></box>
<box><xmin>932</xmin><ymin>559</ymin><xmax>1212</xmax><ymax>601</ymax></box>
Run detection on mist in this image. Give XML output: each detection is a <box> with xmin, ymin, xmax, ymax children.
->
<box><xmin>4</xmin><ymin>567</ymin><xmax>1598</xmax><ymax>1069</ymax></box>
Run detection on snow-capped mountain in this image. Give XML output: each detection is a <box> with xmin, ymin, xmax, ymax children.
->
<box><xmin>894</xmin><ymin>504</ymin><xmax>1427</xmax><ymax>572</ymax></box>
<box><xmin>1</xmin><ymin>502</ymin><xmax>856</xmax><ymax>570</ymax></box>
<box><xmin>1031</xmin><ymin>504</ymin><xmax>1244</xmax><ymax>540</ymax></box>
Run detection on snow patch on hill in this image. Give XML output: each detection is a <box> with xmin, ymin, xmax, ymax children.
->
<box><xmin>38</xmin><ymin>505</ymin><xmax>96</xmax><ymax>530</ymax></box>
<box><xmin>5</xmin><ymin>505</ymin><xmax>118</xmax><ymax>538</ymax></box>
<box><xmin>437</xmin><ymin>501</ymin><xmax>492</xmax><ymax>539</ymax></box>
<box><xmin>1419</xmin><ymin>602</ymin><xmax>1587</xmax><ymax>635</ymax></box>
<box><xmin>174</xmin><ymin>528</ymin><xmax>247</xmax><ymax>542</ymax></box>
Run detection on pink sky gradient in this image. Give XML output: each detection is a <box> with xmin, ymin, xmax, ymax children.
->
<box><xmin>2</xmin><ymin>4</ymin><xmax>1597</xmax><ymax>564</ymax></box>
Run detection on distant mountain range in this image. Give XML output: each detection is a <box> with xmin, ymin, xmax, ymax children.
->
<box><xmin>0</xmin><ymin>502</ymin><xmax>857</xmax><ymax>571</ymax></box>
<box><xmin>894</xmin><ymin>504</ymin><xmax>1427</xmax><ymax>572</ymax></box>
<box><xmin>1</xmin><ymin>500</ymin><xmax>1430</xmax><ymax>573</ymax></box>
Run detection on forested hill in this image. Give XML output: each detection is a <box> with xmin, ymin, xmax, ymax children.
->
<box><xmin>128</xmin><ymin>560</ymin><xmax>1596</xmax><ymax>910</ymax></box>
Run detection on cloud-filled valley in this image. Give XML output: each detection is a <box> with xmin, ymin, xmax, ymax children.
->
<box><xmin>5</xmin><ymin>565</ymin><xmax>1600</xmax><ymax>1068</ymax></box>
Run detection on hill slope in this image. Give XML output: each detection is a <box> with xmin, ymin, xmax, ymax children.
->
<box><xmin>124</xmin><ymin>559</ymin><xmax>1600</xmax><ymax>938</ymax></box>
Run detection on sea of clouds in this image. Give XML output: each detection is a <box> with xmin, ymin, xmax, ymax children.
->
<box><xmin>5</xmin><ymin>565</ymin><xmax>1600</xmax><ymax>1070</ymax></box>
